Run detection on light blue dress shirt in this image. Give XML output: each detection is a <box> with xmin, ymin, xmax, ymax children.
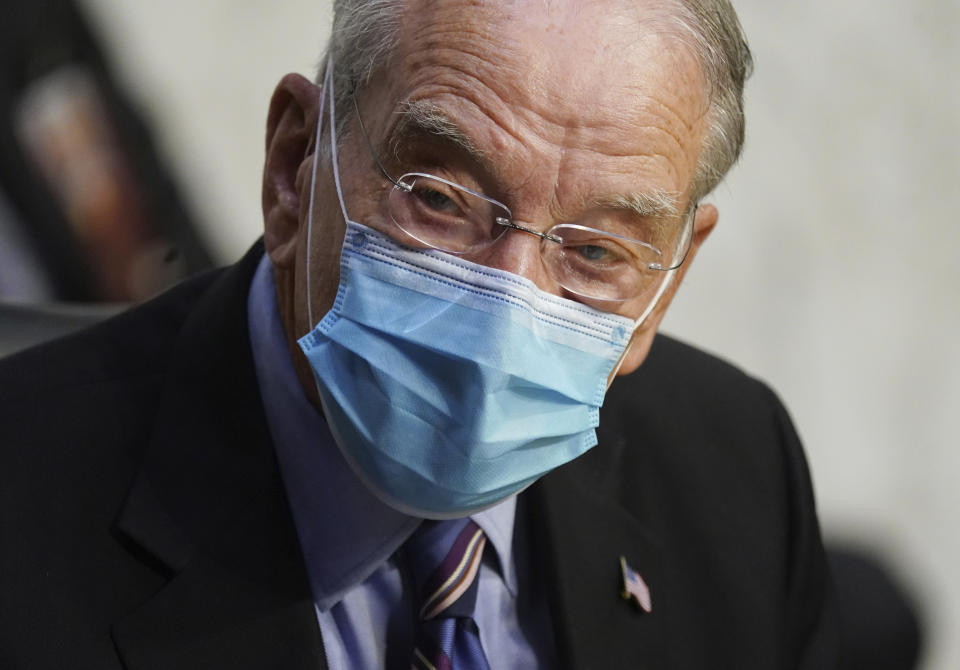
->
<box><xmin>247</xmin><ymin>255</ymin><xmax>556</xmax><ymax>669</ymax></box>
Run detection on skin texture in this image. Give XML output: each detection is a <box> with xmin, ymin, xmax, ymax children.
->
<box><xmin>262</xmin><ymin>0</ymin><xmax>719</xmax><ymax>405</ymax></box>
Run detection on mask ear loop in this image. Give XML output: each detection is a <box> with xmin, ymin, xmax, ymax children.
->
<box><xmin>306</xmin><ymin>55</ymin><xmax>355</xmax><ymax>329</ymax></box>
<box><xmin>305</xmin><ymin>59</ymin><xmax>331</xmax><ymax>328</ymax></box>
<box><xmin>327</xmin><ymin>63</ymin><xmax>351</xmax><ymax>229</ymax></box>
<box><xmin>605</xmin><ymin>203</ymin><xmax>697</xmax><ymax>385</ymax></box>
<box><xmin>604</xmin><ymin>270</ymin><xmax>675</xmax><ymax>386</ymax></box>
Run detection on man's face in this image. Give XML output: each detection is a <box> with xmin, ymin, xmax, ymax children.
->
<box><xmin>273</xmin><ymin>0</ymin><xmax>714</xmax><ymax>380</ymax></box>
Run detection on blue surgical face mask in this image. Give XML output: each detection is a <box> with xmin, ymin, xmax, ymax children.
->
<box><xmin>297</xmin><ymin>60</ymin><xmax>656</xmax><ymax>518</ymax></box>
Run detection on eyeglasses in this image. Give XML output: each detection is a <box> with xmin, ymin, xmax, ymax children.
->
<box><xmin>352</xmin><ymin>97</ymin><xmax>696</xmax><ymax>303</ymax></box>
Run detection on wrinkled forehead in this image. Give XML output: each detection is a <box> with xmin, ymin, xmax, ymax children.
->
<box><xmin>392</xmin><ymin>0</ymin><xmax>707</xmax><ymax>136</ymax></box>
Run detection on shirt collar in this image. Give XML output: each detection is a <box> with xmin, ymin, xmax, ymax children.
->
<box><xmin>246</xmin><ymin>254</ymin><xmax>518</xmax><ymax>608</ymax></box>
<box><xmin>473</xmin><ymin>498</ymin><xmax>518</xmax><ymax>595</ymax></box>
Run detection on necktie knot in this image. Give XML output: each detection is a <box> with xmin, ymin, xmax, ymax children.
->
<box><xmin>407</xmin><ymin>518</ymin><xmax>488</xmax><ymax>620</ymax></box>
<box><xmin>406</xmin><ymin>518</ymin><xmax>491</xmax><ymax>670</ymax></box>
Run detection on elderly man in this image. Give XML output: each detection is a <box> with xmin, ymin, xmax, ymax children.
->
<box><xmin>0</xmin><ymin>0</ymin><xmax>837</xmax><ymax>668</ymax></box>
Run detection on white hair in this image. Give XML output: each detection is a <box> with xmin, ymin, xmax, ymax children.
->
<box><xmin>320</xmin><ymin>0</ymin><xmax>752</xmax><ymax>204</ymax></box>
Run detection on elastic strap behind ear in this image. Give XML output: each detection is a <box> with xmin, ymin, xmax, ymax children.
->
<box><xmin>305</xmin><ymin>59</ymin><xmax>331</xmax><ymax>327</ymax></box>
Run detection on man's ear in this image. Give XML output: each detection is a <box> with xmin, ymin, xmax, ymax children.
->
<box><xmin>615</xmin><ymin>203</ymin><xmax>718</xmax><ymax>376</ymax></box>
<box><xmin>262</xmin><ymin>73</ymin><xmax>321</xmax><ymax>269</ymax></box>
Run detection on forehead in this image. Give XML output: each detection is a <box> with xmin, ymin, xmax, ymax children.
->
<box><xmin>379</xmin><ymin>0</ymin><xmax>708</xmax><ymax>200</ymax></box>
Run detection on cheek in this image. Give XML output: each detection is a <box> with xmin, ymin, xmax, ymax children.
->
<box><xmin>611</xmin><ymin>280</ymin><xmax>674</xmax><ymax>376</ymax></box>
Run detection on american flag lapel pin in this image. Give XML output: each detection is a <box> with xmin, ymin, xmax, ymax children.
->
<box><xmin>620</xmin><ymin>555</ymin><xmax>653</xmax><ymax>613</ymax></box>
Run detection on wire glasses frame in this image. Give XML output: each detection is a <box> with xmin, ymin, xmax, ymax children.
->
<box><xmin>351</xmin><ymin>95</ymin><xmax>697</xmax><ymax>303</ymax></box>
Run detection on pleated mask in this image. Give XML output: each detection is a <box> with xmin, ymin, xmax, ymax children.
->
<box><xmin>297</xmin><ymin>59</ymin><xmax>636</xmax><ymax>518</ymax></box>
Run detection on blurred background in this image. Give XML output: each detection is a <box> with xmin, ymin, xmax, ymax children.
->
<box><xmin>0</xmin><ymin>0</ymin><xmax>955</xmax><ymax>667</ymax></box>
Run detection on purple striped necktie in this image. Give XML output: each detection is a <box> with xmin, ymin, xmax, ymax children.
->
<box><xmin>406</xmin><ymin>518</ymin><xmax>491</xmax><ymax>670</ymax></box>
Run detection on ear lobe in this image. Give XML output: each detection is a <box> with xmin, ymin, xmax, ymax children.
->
<box><xmin>614</xmin><ymin>203</ymin><xmax>719</xmax><ymax>377</ymax></box>
<box><xmin>262</xmin><ymin>73</ymin><xmax>321</xmax><ymax>269</ymax></box>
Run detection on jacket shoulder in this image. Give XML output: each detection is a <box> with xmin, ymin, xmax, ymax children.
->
<box><xmin>0</xmin><ymin>270</ymin><xmax>216</xmax><ymax>407</ymax></box>
<box><xmin>605</xmin><ymin>332</ymin><xmax>786</xmax><ymax>434</ymax></box>
<box><xmin>0</xmin><ymin>269</ymin><xmax>224</xmax><ymax>523</ymax></box>
<box><xmin>541</xmin><ymin>332</ymin><xmax>837</xmax><ymax>667</ymax></box>
<box><xmin>0</xmin><ymin>257</ymin><xmax>256</xmax><ymax>669</ymax></box>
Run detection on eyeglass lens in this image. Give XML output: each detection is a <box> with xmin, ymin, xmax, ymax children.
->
<box><xmin>387</xmin><ymin>174</ymin><xmax>503</xmax><ymax>253</ymax></box>
<box><xmin>387</xmin><ymin>173</ymin><xmax>689</xmax><ymax>302</ymax></box>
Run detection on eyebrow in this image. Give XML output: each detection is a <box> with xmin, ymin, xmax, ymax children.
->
<box><xmin>386</xmin><ymin>99</ymin><xmax>490</xmax><ymax>167</ymax></box>
<box><xmin>595</xmin><ymin>190</ymin><xmax>682</xmax><ymax>221</ymax></box>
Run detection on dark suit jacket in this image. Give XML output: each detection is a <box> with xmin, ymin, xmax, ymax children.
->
<box><xmin>0</xmin><ymin>241</ymin><xmax>838</xmax><ymax>669</ymax></box>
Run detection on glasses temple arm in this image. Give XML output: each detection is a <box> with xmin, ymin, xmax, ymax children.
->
<box><xmin>352</xmin><ymin>94</ymin><xmax>412</xmax><ymax>192</ymax></box>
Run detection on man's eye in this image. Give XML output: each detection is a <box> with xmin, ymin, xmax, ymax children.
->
<box><xmin>575</xmin><ymin>244</ymin><xmax>611</xmax><ymax>262</ymax></box>
<box><xmin>414</xmin><ymin>187</ymin><xmax>457</xmax><ymax>213</ymax></box>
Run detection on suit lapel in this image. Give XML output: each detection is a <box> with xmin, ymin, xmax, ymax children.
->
<box><xmin>111</xmin><ymin>244</ymin><xmax>326</xmax><ymax>670</ymax></box>
<box><xmin>111</xmin><ymin>556</ymin><xmax>324</xmax><ymax>670</ymax></box>
<box><xmin>529</xmin><ymin>428</ymin><xmax>667</xmax><ymax>670</ymax></box>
